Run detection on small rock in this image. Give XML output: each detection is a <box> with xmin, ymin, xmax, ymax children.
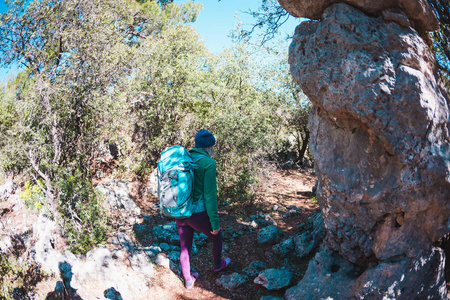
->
<box><xmin>163</xmin><ymin>222</ymin><xmax>177</xmax><ymax>231</ymax></box>
<box><xmin>153</xmin><ymin>222</ymin><xmax>178</xmax><ymax>244</ymax></box>
<box><xmin>288</xmin><ymin>205</ymin><xmax>300</xmax><ymax>211</ymax></box>
<box><xmin>250</xmin><ymin>213</ymin><xmax>261</xmax><ymax>220</ymax></box>
<box><xmin>277</xmin><ymin>206</ymin><xmax>287</xmax><ymax>213</ymax></box>
<box><xmin>116</xmin><ymin>232</ymin><xmax>134</xmax><ymax>253</ymax></box>
<box><xmin>146</xmin><ymin>245</ymin><xmax>162</xmax><ymax>254</ymax></box>
<box><xmin>0</xmin><ymin>236</ymin><xmax>13</xmax><ymax>253</ymax></box>
<box><xmin>169</xmin><ymin>233</ymin><xmax>180</xmax><ymax>245</ymax></box>
<box><xmin>265</xmin><ymin>251</ymin><xmax>274</xmax><ymax>260</ymax></box>
<box><xmin>167</xmin><ymin>251</ymin><xmax>180</xmax><ymax>261</ymax></box>
<box><xmin>251</xmin><ymin>220</ymin><xmax>258</xmax><ymax>228</ymax></box>
<box><xmin>257</xmin><ymin>225</ymin><xmax>283</xmax><ymax>245</ymax></box>
<box><xmin>104</xmin><ymin>287</ymin><xmax>123</xmax><ymax>300</ymax></box>
<box><xmin>255</xmin><ymin>213</ymin><xmax>277</xmax><ymax>227</ymax></box>
<box><xmin>243</xmin><ymin>260</ymin><xmax>267</xmax><ymax>277</ymax></box>
<box><xmin>96</xmin><ymin>184</ymin><xmax>116</xmax><ymax>204</ymax></box>
<box><xmin>254</xmin><ymin>269</ymin><xmax>292</xmax><ymax>290</ymax></box>
<box><xmin>155</xmin><ymin>253</ymin><xmax>171</xmax><ymax>269</ymax></box>
<box><xmin>170</xmin><ymin>245</ymin><xmax>180</xmax><ymax>251</ymax></box>
<box><xmin>216</xmin><ymin>273</ymin><xmax>249</xmax><ymax>290</ymax></box>
<box><xmin>128</xmin><ymin>250</ymin><xmax>155</xmax><ymax>277</ymax></box>
<box><xmin>273</xmin><ymin>237</ymin><xmax>295</xmax><ymax>257</ymax></box>
<box><xmin>0</xmin><ymin>181</ymin><xmax>14</xmax><ymax>201</ymax></box>
<box><xmin>159</xmin><ymin>243</ymin><xmax>170</xmax><ymax>252</ymax></box>
<box><xmin>114</xmin><ymin>181</ymin><xmax>129</xmax><ymax>198</ymax></box>
<box><xmin>194</xmin><ymin>232</ymin><xmax>208</xmax><ymax>246</ymax></box>
<box><xmin>283</xmin><ymin>209</ymin><xmax>298</xmax><ymax>218</ymax></box>
<box><xmin>293</xmin><ymin>231</ymin><xmax>316</xmax><ymax>258</ymax></box>
<box><xmin>118</xmin><ymin>196</ymin><xmax>141</xmax><ymax>216</ymax></box>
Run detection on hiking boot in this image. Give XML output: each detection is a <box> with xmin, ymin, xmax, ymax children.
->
<box><xmin>186</xmin><ymin>272</ymin><xmax>199</xmax><ymax>289</ymax></box>
<box><xmin>214</xmin><ymin>258</ymin><xmax>231</xmax><ymax>272</ymax></box>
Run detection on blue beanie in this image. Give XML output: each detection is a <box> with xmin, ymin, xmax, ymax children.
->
<box><xmin>195</xmin><ymin>129</ymin><xmax>216</xmax><ymax>148</ymax></box>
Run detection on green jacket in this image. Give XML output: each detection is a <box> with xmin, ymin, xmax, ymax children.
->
<box><xmin>189</xmin><ymin>148</ymin><xmax>220</xmax><ymax>231</ymax></box>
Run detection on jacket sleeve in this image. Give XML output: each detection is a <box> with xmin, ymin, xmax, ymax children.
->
<box><xmin>204</xmin><ymin>159</ymin><xmax>220</xmax><ymax>231</ymax></box>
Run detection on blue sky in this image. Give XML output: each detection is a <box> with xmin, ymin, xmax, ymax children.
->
<box><xmin>0</xmin><ymin>0</ymin><xmax>302</xmax><ymax>82</ymax></box>
<box><xmin>178</xmin><ymin>0</ymin><xmax>301</xmax><ymax>53</ymax></box>
<box><xmin>0</xmin><ymin>0</ymin><xmax>13</xmax><ymax>82</ymax></box>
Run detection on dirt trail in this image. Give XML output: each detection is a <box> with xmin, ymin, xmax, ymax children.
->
<box><xmin>138</xmin><ymin>169</ymin><xmax>319</xmax><ymax>300</ymax></box>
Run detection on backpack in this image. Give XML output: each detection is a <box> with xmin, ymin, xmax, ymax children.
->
<box><xmin>157</xmin><ymin>146</ymin><xmax>206</xmax><ymax>218</ymax></box>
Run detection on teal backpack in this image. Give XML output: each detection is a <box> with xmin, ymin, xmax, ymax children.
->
<box><xmin>157</xmin><ymin>146</ymin><xmax>206</xmax><ymax>218</ymax></box>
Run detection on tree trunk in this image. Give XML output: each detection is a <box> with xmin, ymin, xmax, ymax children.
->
<box><xmin>296</xmin><ymin>129</ymin><xmax>309</xmax><ymax>166</ymax></box>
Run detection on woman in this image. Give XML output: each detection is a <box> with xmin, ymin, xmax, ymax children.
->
<box><xmin>176</xmin><ymin>129</ymin><xmax>231</xmax><ymax>289</ymax></box>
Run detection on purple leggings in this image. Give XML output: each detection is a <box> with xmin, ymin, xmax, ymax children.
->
<box><xmin>176</xmin><ymin>211</ymin><xmax>223</xmax><ymax>282</ymax></box>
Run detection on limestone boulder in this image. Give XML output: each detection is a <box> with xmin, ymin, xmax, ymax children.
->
<box><xmin>290</xmin><ymin>1</ymin><xmax>450</xmax><ymax>262</ymax></box>
<box><xmin>285</xmin><ymin>2</ymin><xmax>450</xmax><ymax>298</ymax></box>
<box><xmin>0</xmin><ymin>180</ymin><xmax>14</xmax><ymax>201</ymax></box>
<box><xmin>278</xmin><ymin>0</ymin><xmax>439</xmax><ymax>32</ymax></box>
<box><xmin>272</xmin><ymin>237</ymin><xmax>294</xmax><ymax>257</ymax></box>
<box><xmin>216</xmin><ymin>273</ymin><xmax>249</xmax><ymax>290</ymax></box>
<box><xmin>257</xmin><ymin>225</ymin><xmax>283</xmax><ymax>244</ymax></box>
<box><xmin>243</xmin><ymin>260</ymin><xmax>267</xmax><ymax>277</ymax></box>
<box><xmin>128</xmin><ymin>250</ymin><xmax>156</xmax><ymax>277</ymax></box>
<box><xmin>69</xmin><ymin>246</ymin><xmax>152</xmax><ymax>298</ymax></box>
<box><xmin>285</xmin><ymin>247</ymin><xmax>446</xmax><ymax>299</ymax></box>
<box><xmin>33</xmin><ymin>213</ymin><xmax>66</xmax><ymax>275</ymax></box>
<box><xmin>254</xmin><ymin>268</ymin><xmax>293</xmax><ymax>290</ymax></box>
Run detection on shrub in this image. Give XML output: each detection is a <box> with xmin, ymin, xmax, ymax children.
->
<box><xmin>58</xmin><ymin>170</ymin><xmax>109</xmax><ymax>255</ymax></box>
<box><xmin>218</xmin><ymin>166</ymin><xmax>259</xmax><ymax>209</ymax></box>
<box><xmin>0</xmin><ymin>252</ymin><xmax>46</xmax><ymax>299</ymax></box>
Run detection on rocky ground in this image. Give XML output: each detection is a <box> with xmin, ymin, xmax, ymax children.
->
<box><xmin>0</xmin><ymin>168</ymin><xmax>318</xmax><ymax>299</ymax></box>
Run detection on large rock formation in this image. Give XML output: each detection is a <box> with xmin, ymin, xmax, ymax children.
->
<box><xmin>278</xmin><ymin>0</ymin><xmax>439</xmax><ymax>32</ymax></box>
<box><xmin>281</xmin><ymin>0</ymin><xmax>450</xmax><ymax>298</ymax></box>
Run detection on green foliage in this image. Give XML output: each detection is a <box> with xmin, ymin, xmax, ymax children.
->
<box><xmin>0</xmin><ymin>252</ymin><xmax>46</xmax><ymax>299</ymax></box>
<box><xmin>58</xmin><ymin>170</ymin><xmax>109</xmax><ymax>255</ymax></box>
<box><xmin>235</xmin><ymin>0</ymin><xmax>291</xmax><ymax>45</ymax></box>
<box><xmin>18</xmin><ymin>179</ymin><xmax>46</xmax><ymax>211</ymax></box>
<box><xmin>0</xmin><ymin>89</ymin><xmax>15</xmax><ymax>129</ymax></box>
<box><xmin>219</xmin><ymin>166</ymin><xmax>258</xmax><ymax>208</ymax></box>
<box><xmin>0</xmin><ymin>79</ymin><xmax>29</xmax><ymax>175</ymax></box>
<box><xmin>195</xmin><ymin>44</ymin><xmax>307</xmax><ymax>203</ymax></box>
<box><xmin>429</xmin><ymin>0</ymin><xmax>450</xmax><ymax>88</ymax></box>
<box><xmin>0</xmin><ymin>0</ymin><xmax>311</xmax><ymax>210</ymax></box>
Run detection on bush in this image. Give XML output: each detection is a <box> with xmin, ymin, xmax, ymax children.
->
<box><xmin>0</xmin><ymin>252</ymin><xmax>46</xmax><ymax>299</ymax></box>
<box><xmin>58</xmin><ymin>170</ymin><xmax>109</xmax><ymax>255</ymax></box>
<box><xmin>218</xmin><ymin>166</ymin><xmax>259</xmax><ymax>208</ymax></box>
<box><xmin>0</xmin><ymin>81</ymin><xmax>29</xmax><ymax>176</ymax></box>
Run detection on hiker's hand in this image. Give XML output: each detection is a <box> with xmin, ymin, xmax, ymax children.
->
<box><xmin>210</xmin><ymin>228</ymin><xmax>221</xmax><ymax>235</ymax></box>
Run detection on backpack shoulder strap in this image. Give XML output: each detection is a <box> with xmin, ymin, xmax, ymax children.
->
<box><xmin>192</xmin><ymin>154</ymin><xmax>208</xmax><ymax>164</ymax></box>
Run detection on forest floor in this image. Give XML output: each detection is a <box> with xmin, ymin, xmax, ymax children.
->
<box><xmin>3</xmin><ymin>167</ymin><xmax>319</xmax><ymax>300</ymax></box>
<box><xmin>129</xmin><ymin>168</ymin><xmax>319</xmax><ymax>300</ymax></box>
